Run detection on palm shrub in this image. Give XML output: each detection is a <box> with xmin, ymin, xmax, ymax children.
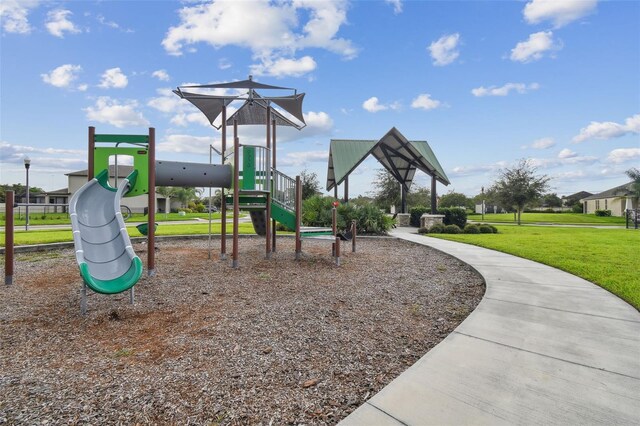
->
<box><xmin>302</xmin><ymin>196</ymin><xmax>392</xmax><ymax>235</ymax></box>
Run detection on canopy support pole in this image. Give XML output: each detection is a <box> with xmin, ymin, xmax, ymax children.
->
<box><xmin>431</xmin><ymin>175</ymin><xmax>437</xmax><ymax>214</ymax></box>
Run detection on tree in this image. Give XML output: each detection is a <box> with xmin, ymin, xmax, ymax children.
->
<box><xmin>161</xmin><ymin>186</ymin><xmax>202</xmax><ymax>208</ymax></box>
<box><xmin>439</xmin><ymin>191</ymin><xmax>472</xmax><ymax>209</ymax></box>
<box><xmin>626</xmin><ymin>167</ymin><xmax>640</xmax><ymax>198</ymax></box>
<box><xmin>370</xmin><ymin>169</ymin><xmax>401</xmax><ymax>212</ymax></box>
<box><xmin>489</xmin><ymin>159</ymin><xmax>550</xmax><ymax>225</ymax></box>
<box><xmin>0</xmin><ymin>184</ymin><xmax>46</xmax><ymax>203</ymax></box>
<box><xmin>300</xmin><ymin>169</ymin><xmax>321</xmax><ymax>200</ymax></box>
<box><xmin>541</xmin><ymin>193</ymin><xmax>563</xmax><ymax>208</ymax></box>
<box><xmin>406</xmin><ymin>185</ymin><xmax>431</xmax><ymax>209</ymax></box>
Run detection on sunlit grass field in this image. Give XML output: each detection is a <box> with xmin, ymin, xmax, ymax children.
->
<box><xmin>468</xmin><ymin>212</ymin><xmax>626</xmax><ymax>225</ymax></box>
<box><xmin>430</xmin><ymin>225</ymin><xmax>640</xmax><ymax>309</ymax></box>
<box><xmin>1</xmin><ymin>223</ymin><xmax>258</xmax><ymax>247</ymax></box>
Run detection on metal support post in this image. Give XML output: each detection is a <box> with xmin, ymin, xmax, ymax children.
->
<box><xmin>271</xmin><ymin>119</ymin><xmax>277</xmax><ymax>252</ymax></box>
<box><xmin>352</xmin><ymin>220</ymin><xmax>357</xmax><ymax>253</ymax></box>
<box><xmin>431</xmin><ymin>175</ymin><xmax>437</xmax><ymax>214</ymax></box>
<box><xmin>232</xmin><ymin>120</ymin><xmax>240</xmax><ymax>268</ymax></box>
<box><xmin>221</xmin><ymin>106</ymin><xmax>227</xmax><ymax>260</ymax></box>
<box><xmin>5</xmin><ymin>191</ymin><xmax>14</xmax><ymax>285</ymax></box>
<box><xmin>148</xmin><ymin>127</ymin><xmax>156</xmax><ymax>276</ymax></box>
<box><xmin>265</xmin><ymin>107</ymin><xmax>271</xmax><ymax>259</ymax></box>
<box><xmin>295</xmin><ymin>175</ymin><xmax>302</xmax><ymax>260</ymax></box>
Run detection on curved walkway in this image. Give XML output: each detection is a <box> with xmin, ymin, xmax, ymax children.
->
<box><xmin>340</xmin><ymin>227</ymin><xmax>640</xmax><ymax>425</ymax></box>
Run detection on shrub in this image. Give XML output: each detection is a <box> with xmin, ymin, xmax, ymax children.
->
<box><xmin>417</xmin><ymin>227</ymin><xmax>429</xmax><ymax>234</ymax></box>
<box><xmin>429</xmin><ymin>223</ymin><xmax>445</xmax><ymax>234</ymax></box>
<box><xmin>464</xmin><ymin>224</ymin><xmax>480</xmax><ymax>234</ymax></box>
<box><xmin>410</xmin><ymin>206</ymin><xmax>430</xmax><ymax>227</ymax></box>
<box><xmin>489</xmin><ymin>224</ymin><xmax>498</xmax><ymax>233</ymax></box>
<box><xmin>595</xmin><ymin>209</ymin><xmax>611</xmax><ymax>217</ymax></box>
<box><xmin>443</xmin><ymin>224</ymin><xmax>462</xmax><ymax>234</ymax></box>
<box><xmin>302</xmin><ymin>196</ymin><xmax>392</xmax><ymax>235</ymax></box>
<box><xmin>194</xmin><ymin>203</ymin><xmax>206</xmax><ymax>213</ymax></box>
<box><xmin>572</xmin><ymin>203</ymin><xmax>584</xmax><ymax>213</ymax></box>
<box><xmin>438</xmin><ymin>207</ymin><xmax>467</xmax><ymax>228</ymax></box>
<box><xmin>478</xmin><ymin>224</ymin><xmax>494</xmax><ymax>234</ymax></box>
<box><xmin>178</xmin><ymin>208</ymin><xmax>193</xmax><ymax>214</ymax></box>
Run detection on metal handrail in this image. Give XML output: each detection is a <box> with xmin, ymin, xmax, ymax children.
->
<box><xmin>272</xmin><ymin>168</ymin><xmax>296</xmax><ymax>211</ymax></box>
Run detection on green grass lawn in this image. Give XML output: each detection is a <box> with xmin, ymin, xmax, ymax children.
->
<box><xmin>1</xmin><ymin>223</ymin><xmax>258</xmax><ymax>247</ymax></box>
<box><xmin>468</xmin><ymin>212</ymin><xmax>626</xmax><ymax>225</ymax></box>
<box><xmin>430</xmin><ymin>226</ymin><xmax>640</xmax><ymax>309</ymax></box>
<box><xmin>0</xmin><ymin>211</ymin><xmax>240</xmax><ymax>226</ymax></box>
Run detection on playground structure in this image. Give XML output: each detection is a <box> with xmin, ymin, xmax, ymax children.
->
<box><xmin>4</xmin><ymin>77</ymin><xmax>356</xmax><ymax>313</ymax></box>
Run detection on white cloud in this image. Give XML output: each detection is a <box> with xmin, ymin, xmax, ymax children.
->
<box><xmin>523</xmin><ymin>0</ymin><xmax>597</xmax><ymax>28</ymax></box>
<box><xmin>96</xmin><ymin>14</ymin><xmax>133</xmax><ymax>32</ymax></box>
<box><xmin>218</xmin><ymin>58</ymin><xmax>232</xmax><ymax>70</ymax></box>
<box><xmin>99</xmin><ymin>67</ymin><xmax>128</xmax><ymax>89</ymax></box>
<box><xmin>526</xmin><ymin>137</ymin><xmax>555</xmax><ymax>149</ymax></box>
<box><xmin>41</xmin><ymin>64</ymin><xmax>84</xmax><ymax>90</ymax></box>
<box><xmin>572</xmin><ymin>114</ymin><xmax>640</xmax><ymax>143</ymax></box>
<box><xmin>158</xmin><ymin>134</ymin><xmax>217</xmax><ymax>154</ymax></box>
<box><xmin>363</xmin><ymin>97</ymin><xmax>388</xmax><ymax>112</ymax></box>
<box><xmin>510</xmin><ymin>31</ymin><xmax>559</xmax><ymax>63</ymax></box>
<box><xmin>170</xmin><ymin>112</ymin><xmax>211</xmax><ymax>127</ymax></box>
<box><xmin>279</xmin><ymin>150</ymin><xmax>328</xmax><ymax>167</ymax></box>
<box><xmin>250</xmin><ymin>55</ymin><xmax>317</xmax><ymax>78</ymax></box>
<box><xmin>449</xmin><ymin>162</ymin><xmax>507</xmax><ymax>177</ymax></box>
<box><xmin>0</xmin><ymin>0</ymin><xmax>39</xmax><ymax>34</ymax></box>
<box><xmin>558</xmin><ymin>148</ymin><xmax>577</xmax><ymax>159</ymax></box>
<box><xmin>428</xmin><ymin>33</ymin><xmax>460</xmax><ymax>66</ymax></box>
<box><xmin>302</xmin><ymin>111</ymin><xmax>334</xmax><ymax>135</ymax></box>
<box><xmin>45</xmin><ymin>9</ymin><xmax>81</xmax><ymax>38</ymax></box>
<box><xmin>84</xmin><ymin>97</ymin><xmax>149</xmax><ymax>128</ymax></box>
<box><xmin>385</xmin><ymin>0</ymin><xmax>403</xmax><ymax>14</ymax></box>
<box><xmin>162</xmin><ymin>1</ymin><xmax>356</xmax><ymax>76</ymax></box>
<box><xmin>606</xmin><ymin>148</ymin><xmax>640</xmax><ymax>164</ymax></box>
<box><xmin>472</xmin><ymin>82</ymin><xmax>540</xmax><ymax>97</ymax></box>
<box><xmin>152</xmin><ymin>69</ymin><xmax>170</xmax><ymax>81</ymax></box>
<box><xmin>411</xmin><ymin>94</ymin><xmax>441</xmax><ymax>110</ymax></box>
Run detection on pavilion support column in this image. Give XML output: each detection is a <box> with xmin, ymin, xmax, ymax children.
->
<box><xmin>401</xmin><ymin>185</ymin><xmax>407</xmax><ymax>214</ymax></box>
<box><xmin>344</xmin><ymin>176</ymin><xmax>349</xmax><ymax>203</ymax></box>
<box><xmin>431</xmin><ymin>175</ymin><xmax>437</xmax><ymax>214</ymax></box>
<box><xmin>334</xmin><ymin>185</ymin><xmax>338</xmax><ymax>200</ymax></box>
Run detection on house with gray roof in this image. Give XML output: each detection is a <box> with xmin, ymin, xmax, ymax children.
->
<box><xmin>580</xmin><ymin>182</ymin><xmax>638</xmax><ymax>216</ymax></box>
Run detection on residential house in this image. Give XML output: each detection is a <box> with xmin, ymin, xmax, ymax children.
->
<box><xmin>580</xmin><ymin>182</ymin><xmax>638</xmax><ymax>216</ymax></box>
<box><xmin>66</xmin><ymin>165</ymin><xmax>173</xmax><ymax>214</ymax></box>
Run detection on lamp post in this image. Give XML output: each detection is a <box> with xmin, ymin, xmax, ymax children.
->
<box><xmin>24</xmin><ymin>156</ymin><xmax>31</xmax><ymax>231</ymax></box>
<box><xmin>481</xmin><ymin>186</ymin><xmax>485</xmax><ymax>221</ymax></box>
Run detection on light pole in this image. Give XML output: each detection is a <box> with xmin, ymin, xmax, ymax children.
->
<box><xmin>481</xmin><ymin>186</ymin><xmax>485</xmax><ymax>221</ymax></box>
<box><xmin>24</xmin><ymin>156</ymin><xmax>31</xmax><ymax>231</ymax></box>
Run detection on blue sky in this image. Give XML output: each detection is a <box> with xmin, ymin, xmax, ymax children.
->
<box><xmin>1</xmin><ymin>0</ymin><xmax>639</xmax><ymax>199</ymax></box>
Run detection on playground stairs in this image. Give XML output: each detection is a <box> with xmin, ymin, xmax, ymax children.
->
<box><xmin>226</xmin><ymin>145</ymin><xmax>336</xmax><ymax>238</ymax></box>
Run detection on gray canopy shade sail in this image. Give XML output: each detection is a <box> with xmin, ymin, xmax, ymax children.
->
<box><xmin>174</xmin><ymin>78</ymin><xmax>306</xmax><ymax>130</ymax></box>
<box><xmin>326</xmin><ymin>127</ymin><xmax>450</xmax><ymax>191</ymax></box>
<box><xmin>181</xmin><ymin>78</ymin><xmax>294</xmax><ymax>91</ymax></box>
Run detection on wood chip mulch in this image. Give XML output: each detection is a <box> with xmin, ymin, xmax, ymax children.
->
<box><xmin>0</xmin><ymin>236</ymin><xmax>485</xmax><ymax>425</ymax></box>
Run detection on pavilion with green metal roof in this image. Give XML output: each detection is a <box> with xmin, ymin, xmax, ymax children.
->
<box><xmin>326</xmin><ymin>127</ymin><xmax>450</xmax><ymax>213</ymax></box>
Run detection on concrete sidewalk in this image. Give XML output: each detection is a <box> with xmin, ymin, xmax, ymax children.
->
<box><xmin>340</xmin><ymin>227</ymin><xmax>640</xmax><ymax>425</ymax></box>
